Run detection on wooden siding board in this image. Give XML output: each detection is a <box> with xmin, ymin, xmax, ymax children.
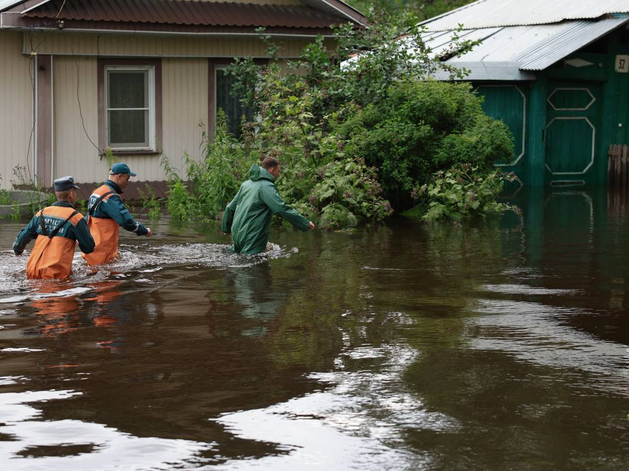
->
<box><xmin>0</xmin><ymin>32</ymin><xmax>34</xmax><ymax>190</ymax></box>
<box><xmin>53</xmin><ymin>56</ymin><xmax>103</xmax><ymax>183</ymax></box>
<box><xmin>23</xmin><ymin>32</ymin><xmax>315</xmax><ymax>59</ymax></box>
<box><xmin>36</xmin><ymin>55</ymin><xmax>53</xmax><ymax>187</ymax></box>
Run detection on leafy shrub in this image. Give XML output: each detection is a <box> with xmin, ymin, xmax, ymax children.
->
<box><xmin>279</xmin><ymin>156</ymin><xmax>393</xmax><ymax>229</ymax></box>
<box><xmin>417</xmin><ymin>164</ymin><xmax>516</xmax><ymax>222</ymax></box>
<box><xmin>164</xmin><ymin>9</ymin><xmax>511</xmax><ymax>227</ymax></box>
<box><xmin>0</xmin><ymin>190</ymin><xmax>10</xmax><ymax>206</ymax></box>
<box><xmin>338</xmin><ymin>80</ymin><xmax>513</xmax><ymax>210</ymax></box>
<box><xmin>138</xmin><ymin>184</ymin><xmax>162</xmax><ymax>221</ymax></box>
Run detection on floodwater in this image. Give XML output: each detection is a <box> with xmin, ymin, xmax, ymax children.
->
<box><xmin>0</xmin><ymin>188</ymin><xmax>628</xmax><ymax>470</ymax></box>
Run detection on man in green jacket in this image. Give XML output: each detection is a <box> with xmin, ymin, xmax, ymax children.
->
<box><xmin>222</xmin><ymin>157</ymin><xmax>315</xmax><ymax>254</ymax></box>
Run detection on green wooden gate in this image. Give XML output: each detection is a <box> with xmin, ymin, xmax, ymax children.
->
<box><xmin>544</xmin><ymin>81</ymin><xmax>602</xmax><ymax>185</ymax></box>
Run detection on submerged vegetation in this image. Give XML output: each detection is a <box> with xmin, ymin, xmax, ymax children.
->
<box><xmin>164</xmin><ymin>10</ymin><xmax>515</xmax><ymax>228</ymax></box>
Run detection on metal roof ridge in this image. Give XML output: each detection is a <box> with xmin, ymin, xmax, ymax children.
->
<box><xmin>417</xmin><ymin>0</ymin><xmax>488</xmax><ymax>27</ymax></box>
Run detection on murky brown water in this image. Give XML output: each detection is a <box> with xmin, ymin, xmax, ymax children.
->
<box><xmin>1</xmin><ymin>188</ymin><xmax>628</xmax><ymax>470</ymax></box>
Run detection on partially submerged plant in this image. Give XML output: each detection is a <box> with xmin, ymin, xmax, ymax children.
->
<box><xmin>418</xmin><ymin>164</ymin><xmax>517</xmax><ymax>222</ymax></box>
<box><xmin>138</xmin><ymin>184</ymin><xmax>162</xmax><ymax>221</ymax></box>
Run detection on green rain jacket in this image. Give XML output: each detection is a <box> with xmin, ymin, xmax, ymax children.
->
<box><xmin>222</xmin><ymin>164</ymin><xmax>310</xmax><ymax>255</ymax></box>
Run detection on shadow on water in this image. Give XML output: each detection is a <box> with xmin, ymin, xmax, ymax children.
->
<box><xmin>0</xmin><ymin>189</ymin><xmax>629</xmax><ymax>470</ymax></box>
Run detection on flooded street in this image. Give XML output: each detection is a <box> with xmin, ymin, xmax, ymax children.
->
<box><xmin>0</xmin><ymin>188</ymin><xmax>628</xmax><ymax>470</ymax></box>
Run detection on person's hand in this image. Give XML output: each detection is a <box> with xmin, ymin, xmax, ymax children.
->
<box><xmin>308</xmin><ymin>221</ymin><xmax>315</xmax><ymax>230</ymax></box>
<box><xmin>145</xmin><ymin>228</ymin><xmax>152</xmax><ymax>237</ymax></box>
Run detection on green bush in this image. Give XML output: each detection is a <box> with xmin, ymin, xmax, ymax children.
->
<box><xmin>164</xmin><ymin>9</ymin><xmax>512</xmax><ymax>226</ymax></box>
<box><xmin>417</xmin><ymin>164</ymin><xmax>516</xmax><ymax>222</ymax></box>
<box><xmin>338</xmin><ymin>80</ymin><xmax>513</xmax><ymax>210</ymax></box>
<box><xmin>138</xmin><ymin>184</ymin><xmax>162</xmax><ymax>221</ymax></box>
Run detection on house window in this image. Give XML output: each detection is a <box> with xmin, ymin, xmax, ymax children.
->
<box><xmin>98</xmin><ymin>59</ymin><xmax>162</xmax><ymax>154</ymax></box>
<box><xmin>215</xmin><ymin>67</ymin><xmax>253</xmax><ymax>137</ymax></box>
<box><xmin>105</xmin><ymin>66</ymin><xmax>155</xmax><ymax>150</ymax></box>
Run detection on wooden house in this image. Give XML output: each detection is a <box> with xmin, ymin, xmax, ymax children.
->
<box><xmin>422</xmin><ymin>0</ymin><xmax>629</xmax><ymax>187</ymax></box>
<box><xmin>0</xmin><ymin>0</ymin><xmax>365</xmax><ymax>197</ymax></box>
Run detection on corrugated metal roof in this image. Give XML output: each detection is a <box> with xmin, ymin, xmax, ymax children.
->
<box><xmin>0</xmin><ymin>0</ymin><xmax>24</xmax><ymax>12</ymax></box>
<box><xmin>421</xmin><ymin>0</ymin><xmax>629</xmax><ymax>31</ymax></box>
<box><xmin>423</xmin><ymin>17</ymin><xmax>629</xmax><ymax>79</ymax></box>
<box><xmin>22</xmin><ymin>0</ymin><xmax>344</xmax><ymax>29</ymax></box>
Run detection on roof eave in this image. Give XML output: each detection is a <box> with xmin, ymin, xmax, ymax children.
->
<box><xmin>302</xmin><ymin>0</ymin><xmax>367</xmax><ymax>27</ymax></box>
<box><xmin>0</xmin><ymin>13</ymin><xmax>339</xmax><ymax>37</ymax></box>
<box><xmin>436</xmin><ymin>61</ymin><xmax>537</xmax><ymax>81</ymax></box>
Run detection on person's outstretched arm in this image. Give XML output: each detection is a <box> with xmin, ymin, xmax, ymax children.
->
<box><xmin>260</xmin><ymin>184</ymin><xmax>311</xmax><ymax>231</ymax></box>
<box><xmin>101</xmin><ymin>195</ymin><xmax>150</xmax><ymax>236</ymax></box>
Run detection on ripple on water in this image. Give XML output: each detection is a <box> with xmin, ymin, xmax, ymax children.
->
<box><xmin>0</xmin><ymin>242</ymin><xmax>297</xmax><ymax>303</ymax></box>
<box><xmin>470</xmin><ymin>298</ymin><xmax>629</xmax><ymax>394</ymax></box>
<box><xmin>0</xmin><ymin>388</ymin><xmax>212</xmax><ymax>470</ymax></box>
<box><xmin>480</xmin><ymin>284</ymin><xmax>579</xmax><ymax>296</ymax></box>
<box><xmin>213</xmin><ymin>343</ymin><xmax>455</xmax><ymax>470</ymax></box>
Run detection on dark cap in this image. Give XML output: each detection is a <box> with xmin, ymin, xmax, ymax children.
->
<box><xmin>110</xmin><ymin>163</ymin><xmax>137</xmax><ymax>177</ymax></box>
<box><xmin>54</xmin><ymin>176</ymin><xmax>80</xmax><ymax>192</ymax></box>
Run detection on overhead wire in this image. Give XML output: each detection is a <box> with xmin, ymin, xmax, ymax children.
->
<box><xmin>72</xmin><ymin>44</ymin><xmax>103</xmax><ymax>157</ymax></box>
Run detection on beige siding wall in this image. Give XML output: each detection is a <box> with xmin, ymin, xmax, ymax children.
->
<box><xmin>30</xmin><ymin>29</ymin><xmax>326</xmax><ymax>186</ymax></box>
<box><xmin>53</xmin><ymin>57</ymin><xmax>208</xmax><ymax>184</ymax></box>
<box><xmin>24</xmin><ymin>33</ymin><xmax>315</xmax><ymax>59</ymax></box>
<box><xmin>0</xmin><ymin>32</ymin><xmax>34</xmax><ymax>190</ymax></box>
<box><xmin>53</xmin><ymin>56</ymin><xmax>105</xmax><ymax>183</ymax></box>
<box><xmin>160</xmin><ymin>58</ymin><xmax>208</xmax><ymax>179</ymax></box>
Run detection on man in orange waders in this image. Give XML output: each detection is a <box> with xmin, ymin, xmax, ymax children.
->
<box><xmin>13</xmin><ymin>176</ymin><xmax>95</xmax><ymax>280</ymax></box>
<box><xmin>82</xmin><ymin>163</ymin><xmax>152</xmax><ymax>266</ymax></box>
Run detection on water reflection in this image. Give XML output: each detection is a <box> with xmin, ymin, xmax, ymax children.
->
<box><xmin>0</xmin><ymin>189</ymin><xmax>628</xmax><ymax>469</ymax></box>
<box><xmin>0</xmin><ymin>389</ymin><xmax>212</xmax><ymax>471</ymax></box>
<box><xmin>227</xmin><ymin>264</ymin><xmax>284</xmax><ymax>337</ymax></box>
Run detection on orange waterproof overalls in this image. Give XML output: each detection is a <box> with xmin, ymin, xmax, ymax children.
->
<box><xmin>82</xmin><ymin>185</ymin><xmax>120</xmax><ymax>266</ymax></box>
<box><xmin>26</xmin><ymin>206</ymin><xmax>83</xmax><ymax>280</ymax></box>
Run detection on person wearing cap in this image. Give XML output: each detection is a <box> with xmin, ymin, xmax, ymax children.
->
<box><xmin>82</xmin><ymin>163</ymin><xmax>152</xmax><ymax>266</ymax></box>
<box><xmin>13</xmin><ymin>176</ymin><xmax>95</xmax><ymax>280</ymax></box>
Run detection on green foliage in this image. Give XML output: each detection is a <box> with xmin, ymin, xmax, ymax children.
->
<box><xmin>163</xmin><ymin>8</ymin><xmax>511</xmax><ymax>227</ymax></box>
<box><xmin>138</xmin><ymin>184</ymin><xmax>162</xmax><ymax>221</ymax></box>
<box><xmin>0</xmin><ymin>174</ymin><xmax>10</xmax><ymax>205</ymax></box>
<box><xmin>0</xmin><ymin>190</ymin><xmax>10</xmax><ymax>206</ymax></box>
<box><xmin>163</xmin><ymin>111</ymin><xmax>255</xmax><ymax>223</ymax></box>
<box><xmin>103</xmin><ymin>147</ymin><xmax>119</xmax><ymax>170</ymax></box>
<box><xmin>345</xmin><ymin>0</ymin><xmax>476</xmax><ymax>22</ymax></box>
<box><xmin>338</xmin><ymin>80</ymin><xmax>513</xmax><ymax>209</ymax></box>
<box><xmin>417</xmin><ymin>164</ymin><xmax>516</xmax><ymax>222</ymax></box>
<box><xmin>279</xmin><ymin>156</ymin><xmax>393</xmax><ymax>229</ymax></box>
<box><xmin>75</xmin><ymin>198</ymin><xmax>87</xmax><ymax>213</ymax></box>
<box><xmin>11</xmin><ymin>201</ymin><xmax>21</xmax><ymax>221</ymax></box>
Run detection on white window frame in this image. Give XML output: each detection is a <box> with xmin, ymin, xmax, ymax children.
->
<box><xmin>104</xmin><ymin>65</ymin><xmax>156</xmax><ymax>151</ymax></box>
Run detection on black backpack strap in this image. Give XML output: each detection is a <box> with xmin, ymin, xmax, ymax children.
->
<box><xmin>39</xmin><ymin>209</ymin><xmax>48</xmax><ymax>237</ymax></box>
<box><xmin>48</xmin><ymin>210</ymin><xmax>79</xmax><ymax>239</ymax></box>
<box><xmin>88</xmin><ymin>190</ymin><xmax>115</xmax><ymax>216</ymax></box>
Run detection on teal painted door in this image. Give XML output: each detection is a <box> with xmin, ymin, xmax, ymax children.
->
<box><xmin>544</xmin><ymin>81</ymin><xmax>602</xmax><ymax>185</ymax></box>
<box><xmin>476</xmin><ymin>85</ymin><xmax>527</xmax><ymax>168</ymax></box>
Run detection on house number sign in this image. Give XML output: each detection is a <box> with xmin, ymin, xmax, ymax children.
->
<box><xmin>616</xmin><ymin>55</ymin><xmax>629</xmax><ymax>73</ymax></box>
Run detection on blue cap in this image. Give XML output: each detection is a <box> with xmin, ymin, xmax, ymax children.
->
<box><xmin>53</xmin><ymin>176</ymin><xmax>80</xmax><ymax>192</ymax></box>
<box><xmin>110</xmin><ymin>163</ymin><xmax>137</xmax><ymax>177</ymax></box>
